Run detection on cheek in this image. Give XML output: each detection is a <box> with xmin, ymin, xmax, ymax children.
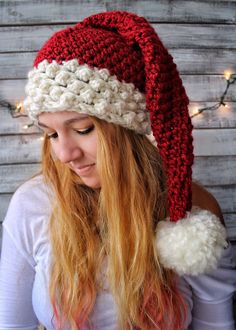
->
<box><xmin>92</xmin><ymin>137</ymin><xmax>98</xmax><ymax>159</ymax></box>
<box><xmin>85</xmin><ymin>132</ymin><xmax>98</xmax><ymax>159</ymax></box>
<box><xmin>49</xmin><ymin>143</ymin><xmax>60</xmax><ymax>160</ymax></box>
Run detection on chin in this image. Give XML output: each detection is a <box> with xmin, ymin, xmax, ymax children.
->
<box><xmin>81</xmin><ymin>178</ymin><xmax>101</xmax><ymax>189</ymax></box>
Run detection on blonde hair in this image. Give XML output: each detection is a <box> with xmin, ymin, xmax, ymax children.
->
<box><xmin>41</xmin><ymin>117</ymin><xmax>187</xmax><ymax>329</ymax></box>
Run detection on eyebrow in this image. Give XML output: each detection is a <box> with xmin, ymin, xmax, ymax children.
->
<box><xmin>37</xmin><ymin>115</ymin><xmax>89</xmax><ymax>128</ymax></box>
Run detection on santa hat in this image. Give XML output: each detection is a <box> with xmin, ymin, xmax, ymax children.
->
<box><xmin>24</xmin><ymin>11</ymin><xmax>227</xmax><ymax>275</ymax></box>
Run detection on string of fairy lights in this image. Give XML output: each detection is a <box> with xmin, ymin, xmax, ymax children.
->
<box><xmin>0</xmin><ymin>71</ymin><xmax>235</xmax><ymax>133</ymax></box>
<box><xmin>190</xmin><ymin>71</ymin><xmax>236</xmax><ymax>118</ymax></box>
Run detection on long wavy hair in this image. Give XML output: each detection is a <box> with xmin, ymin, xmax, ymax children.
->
<box><xmin>41</xmin><ymin>117</ymin><xmax>187</xmax><ymax>330</ymax></box>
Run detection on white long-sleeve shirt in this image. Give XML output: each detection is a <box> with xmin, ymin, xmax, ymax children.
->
<box><xmin>0</xmin><ymin>175</ymin><xmax>235</xmax><ymax>329</ymax></box>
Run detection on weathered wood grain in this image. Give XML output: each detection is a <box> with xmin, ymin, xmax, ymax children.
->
<box><xmin>108</xmin><ymin>1</ymin><xmax>236</xmax><ymax>24</ymax></box>
<box><xmin>0</xmin><ymin>24</ymin><xmax>65</xmax><ymax>53</ymax></box>
<box><xmin>155</xmin><ymin>24</ymin><xmax>236</xmax><ymax>50</ymax></box>
<box><xmin>0</xmin><ymin>52</ymin><xmax>35</xmax><ymax>79</ymax></box>
<box><xmin>185</xmin><ymin>76</ymin><xmax>236</xmax><ymax>102</ymax></box>
<box><xmin>172</xmin><ymin>48</ymin><xmax>236</xmax><ymax>75</ymax></box>
<box><xmin>0</xmin><ymin>76</ymin><xmax>235</xmax><ymax>106</ymax></box>
<box><xmin>0</xmin><ymin>24</ymin><xmax>236</xmax><ymax>53</ymax></box>
<box><xmin>193</xmin><ymin>156</ymin><xmax>236</xmax><ymax>185</ymax></box>
<box><xmin>190</xmin><ymin>103</ymin><xmax>236</xmax><ymax>128</ymax></box>
<box><xmin>0</xmin><ymin>163</ymin><xmax>41</xmax><ymax>193</ymax></box>
<box><xmin>1</xmin><ymin>49</ymin><xmax>235</xmax><ymax>79</ymax></box>
<box><xmin>225</xmin><ymin>214</ymin><xmax>236</xmax><ymax>241</ymax></box>
<box><xmin>0</xmin><ymin>108</ymin><xmax>41</xmax><ymax>134</ymax></box>
<box><xmin>0</xmin><ymin>1</ymin><xmax>106</xmax><ymax>26</ymax></box>
<box><xmin>0</xmin><ymin>194</ymin><xmax>12</xmax><ymax>222</ymax></box>
<box><xmin>193</xmin><ymin>129</ymin><xmax>236</xmax><ymax>156</ymax></box>
<box><xmin>0</xmin><ymin>134</ymin><xmax>43</xmax><ymax>164</ymax></box>
<box><xmin>0</xmin><ymin>1</ymin><xmax>235</xmax><ymax>25</ymax></box>
<box><xmin>0</xmin><ymin>79</ymin><xmax>25</xmax><ymax>104</ymax></box>
<box><xmin>206</xmin><ymin>185</ymin><xmax>236</xmax><ymax>213</ymax></box>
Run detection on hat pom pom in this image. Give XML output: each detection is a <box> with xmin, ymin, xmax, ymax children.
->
<box><xmin>155</xmin><ymin>208</ymin><xmax>228</xmax><ymax>276</ymax></box>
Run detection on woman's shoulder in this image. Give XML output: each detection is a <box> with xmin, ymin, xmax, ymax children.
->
<box><xmin>2</xmin><ymin>175</ymin><xmax>53</xmax><ymax>267</ymax></box>
<box><xmin>191</xmin><ymin>181</ymin><xmax>224</xmax><ymax>224</ymax></box>
<box><xmin>8</xmin><ymin>174</ymin><xmax>52</xmax><ymax>211</ymax></box>
<box><xmin>13</xmin><ymin>174</ymin><xmax>51</xmax><ymax>199</ymax></box>
<box><xmin>3</xmin><ymin>174</ymin><xmax>53</xmax><ymax>235</ymax></box>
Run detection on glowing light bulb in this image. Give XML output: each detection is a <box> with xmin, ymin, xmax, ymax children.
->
<box><xmin>16</xmin><ymin>102</ymin><xmax>23</xmax><ymax>112</ymax></box>
<box><xmin>191</xmin><ymin>107</ymin><xmax>200</xmax><ymax>117</ymax></box>
<box><xmin>23</xmin><ymin>124</ymin><xmax>29</xmax><ymax>129</ymax></box>
<box><xmin>224</xmin><ymin>71</ymin><xmax>231</xmax><ymax>81</ymax></box>
<box><xmin>220</xmin><ymin>102</ymin><xmax>230</xmax><ymax>113</ymax></box>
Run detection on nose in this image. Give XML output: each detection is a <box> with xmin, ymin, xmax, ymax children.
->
<box><xmin>56</xmin><ymin>138</ymin><xmax>83</xmax><ymax>164</ymax></box>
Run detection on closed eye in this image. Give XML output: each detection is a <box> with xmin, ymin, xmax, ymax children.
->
<box><xmin>46</xmin><ymin>125</ymin><xmax>94</xmax><ymax>139</ymax></box>
<box><xmin>75</xmin><ymin>125</ymin><xmax>94</xmax><ymax>135</ymax></box>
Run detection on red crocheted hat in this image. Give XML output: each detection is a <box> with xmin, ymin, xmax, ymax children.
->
<box><xmin>24</xmin><ymin>11</ymin><xmax>227</xmax><ymax>275</ymax></box>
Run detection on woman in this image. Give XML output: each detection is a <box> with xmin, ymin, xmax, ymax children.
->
<box><xmin>0</xmin><ymin>11</ymin><xmax>235</xmax><ymax>330</ymax></box>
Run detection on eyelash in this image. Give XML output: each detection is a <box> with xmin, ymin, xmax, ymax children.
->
<box><xmin>46</xmin><ymin>125</ymin><xmax>94</xmax><ymax>139</ymax></box>
<box><xmin>46</xmin><ymin>132</ymin><xmax>58</xmax><ymax>139</ymax></box>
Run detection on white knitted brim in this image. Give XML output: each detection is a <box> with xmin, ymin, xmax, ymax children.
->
<box><xmin>155</xmin><ymin>207</ymin><xmax>228</xmax><ymax>276</ymax></box>
<box><xmin>23</xmin><ymin>59</ymin><xmax>151</xmax><ymax>135</ymax></box>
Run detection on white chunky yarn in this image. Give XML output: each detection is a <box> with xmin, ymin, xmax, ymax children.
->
<box><xmin>24</xmin><ymin>59</ymin><xmax>151</xmax><ymax>134</ymax></box>
<box><xmin>155</xmin><ymin>207</ymin><xmax>228</xmax><ymax>275</ymax></box>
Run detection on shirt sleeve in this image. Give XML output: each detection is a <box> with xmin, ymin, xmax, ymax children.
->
<box><xmin>183</xmin><ymin>243</ymin><xmax>236</xmax><ymax>330</ymax></box>
<box><xmin>0</xmin><ymin>179</ymin><xmax>45</xmax><ymax>330</ymax></box>
<box><xmin>0</xmin><ymin>227</ymin><xmax>39</xmax><ymax>330</ymax></box>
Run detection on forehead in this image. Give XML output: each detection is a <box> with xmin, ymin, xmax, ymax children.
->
<box><xmin>37</xmin><ymin>111</ymin><xmax>90</xmax><ymax>127</ymax></box>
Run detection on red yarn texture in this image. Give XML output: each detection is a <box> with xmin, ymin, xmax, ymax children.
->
<box><xmin>34</xmin><ymin>11</ymin><xmax>194</xmax><ymax>222</ymax></box>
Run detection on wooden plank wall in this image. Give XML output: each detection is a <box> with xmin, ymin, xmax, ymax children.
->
<box><xmin>0</xmin><ymin>0</ymin><xmax>236</xmax><ymax>246</ymax></box>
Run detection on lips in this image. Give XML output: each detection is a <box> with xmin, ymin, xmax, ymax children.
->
<box><xmin>74</xmin><ymin>163</ymin><xmax>95</xmax><ymax>176</ymax></box>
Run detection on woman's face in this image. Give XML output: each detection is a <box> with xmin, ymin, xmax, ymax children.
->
<box><xmin>38</xmin><ymin>111</ymin><xmax>101</xmax><ymax>189</ymax></box>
